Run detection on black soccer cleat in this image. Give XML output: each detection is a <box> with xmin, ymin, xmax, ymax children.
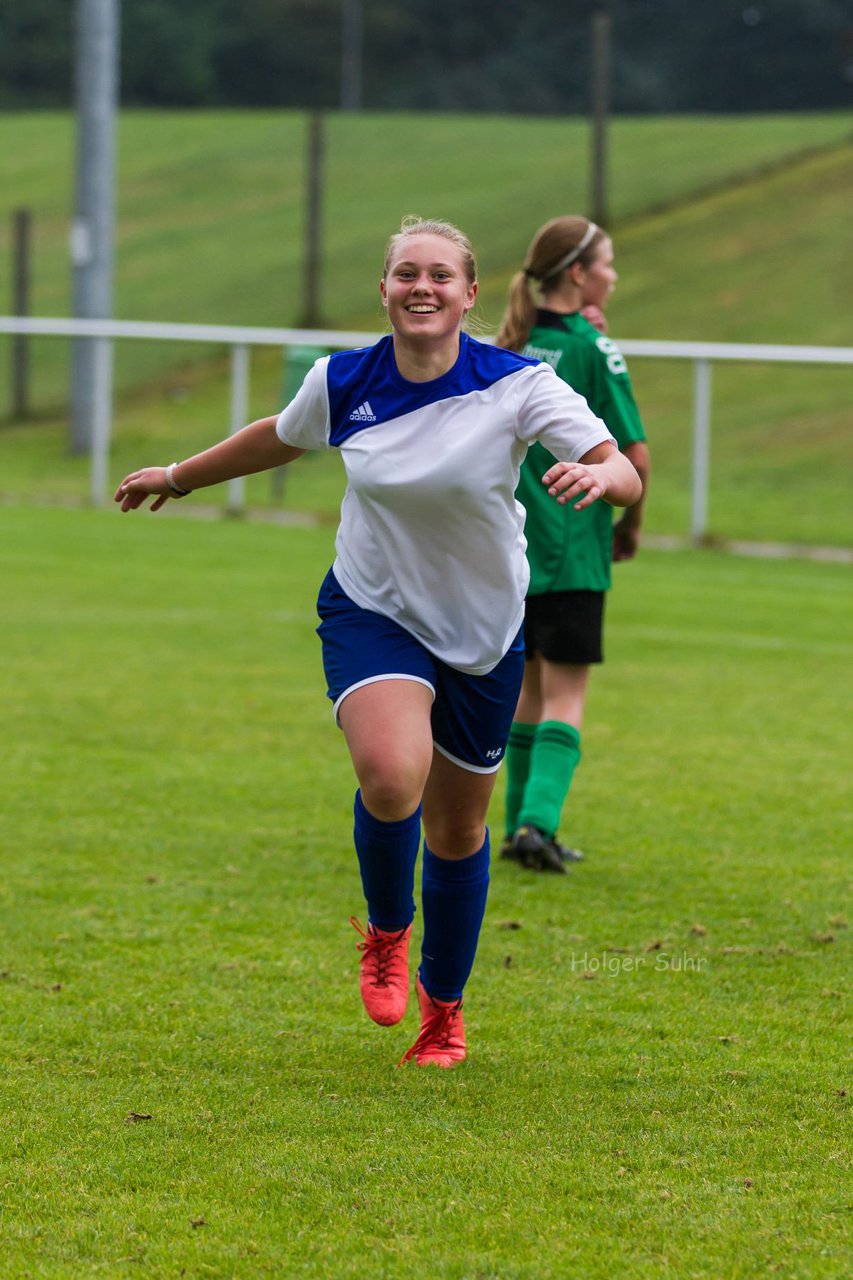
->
<box><xmin>511</xmin><ymin>824</ymin><xmax>566</xmax><ymax>874</ymax></box>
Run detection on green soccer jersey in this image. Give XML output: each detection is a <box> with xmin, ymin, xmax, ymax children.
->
<box><xmin>518</xmin><ymin>310</ymin><xmax>646</xmax><ymax>594</ymax></box>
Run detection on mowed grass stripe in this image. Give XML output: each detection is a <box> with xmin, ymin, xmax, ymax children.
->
<box><xmin>1</xmin><ymin>507</ymin><xmax>849</xmax><ymax>1278</ymax></box>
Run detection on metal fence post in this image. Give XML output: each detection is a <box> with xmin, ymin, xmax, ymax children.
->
<box><xmin>226</xmin><ymin>343</ymin><xmax>250</xmax><ymax>515</ymax></box>
<box><xmin>89</xmin><ymin>335</ymin><xmax>113</xmax><ymax>505</ymax></box>
<box><xmin>12</xmin><ymin>208</ymin><xmax>31</xmax><ymax>420</ymax></box>
<box><xmin>691</xmin><ymin>357</ymin><xmax>712</xmax><ymax>545</ymax></box>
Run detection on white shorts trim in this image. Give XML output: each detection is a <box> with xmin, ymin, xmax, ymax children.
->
<box><xmin>333</xmin><ymin>673</ymin><xmax>436</xmax><ymax>726</ymax></box>
<box><xmin>433</xmin><ymin>741</ymin><xmax>504</xmax><ymax>775</ymax></box>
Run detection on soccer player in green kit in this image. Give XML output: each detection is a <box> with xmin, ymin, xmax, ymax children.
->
<box><xmin>496</xmin><ymin>216</ymin><xmax>651</xmax><ymax>872</ymax></box>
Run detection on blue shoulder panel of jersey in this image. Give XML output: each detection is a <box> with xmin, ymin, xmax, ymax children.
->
<box><xmin>327</xmin><ymin>335</ymin><xmax>540</xmax><ymax>447</ymax></box>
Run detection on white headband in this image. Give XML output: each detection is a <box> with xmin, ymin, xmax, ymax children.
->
<box><xmin>538</xmin><ymin>222</ymin><xmax>599</xmax><ymax>282</ymax></box>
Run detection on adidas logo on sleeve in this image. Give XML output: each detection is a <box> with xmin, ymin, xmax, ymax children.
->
<box><xmin>349</xmin><ymin>400</ymin><xmax>377</xmax><ymax>422</ymax></box>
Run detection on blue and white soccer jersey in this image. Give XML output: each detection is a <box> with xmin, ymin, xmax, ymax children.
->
<box><xmin>276</xmin><ymin>334</ymin><xmax>614</xmax><ymax>677</ymax></box>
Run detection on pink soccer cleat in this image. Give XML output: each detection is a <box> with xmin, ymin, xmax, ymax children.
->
<box><xmin>350</xmin><ymin>916</ymin><xmax>412</xmax><ymax>1026</ymax></box>
<box><xmin>398</xmin><ymin>975</ymin><xmax>466</xmax><ymax>1068</ymax></box>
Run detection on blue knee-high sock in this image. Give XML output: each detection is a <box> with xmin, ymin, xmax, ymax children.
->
<box><xmin>419</xmin><ymin>832</ymin><xmax>490</xmax><ymax>1002</ymax></box>
<box><xmin>353</xmin><ymin>789</ymin><xmax>421</xmax><ymax>932</ymax></box>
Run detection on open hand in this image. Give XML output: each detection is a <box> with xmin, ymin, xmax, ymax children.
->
<box><xmin>114</xmin><ymin>468</ymin><xmax>172</xmax><ymax>512</ymax></box>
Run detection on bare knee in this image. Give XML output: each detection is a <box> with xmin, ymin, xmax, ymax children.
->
<box><xmin>422</xmin><ymin>755</ymin><xmax>495</xmax><ymax>858</ymax></box>
<box><xmin>423</xmin><ymin>813</ymin><xmax>487</xmax><ymax>859</ymax></box>
<box><xmin>358</xmin><ymin>751</ymin><xmax>428</xmax><ymax>822</ymax></box>
<box><xmin>339</xmin><ymin>679</ymin><xmax>434</xmax><ymax>822</ymax></box>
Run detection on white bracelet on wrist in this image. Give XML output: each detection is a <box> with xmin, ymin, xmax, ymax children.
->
<box><xmin>165</xmin><ymin>463</ymin><xmax>191</xmax><ymax>497</ymax></box>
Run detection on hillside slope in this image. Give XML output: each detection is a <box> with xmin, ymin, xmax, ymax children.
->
<box><xmin>0</xmin><ymin>109</ymin><xmax>850</xmax><ymax>410</ymax></box>
<box><xmin>1</xmin><ymin>114</ymin><xmax>850</xmax><ymax>546</ymax></box>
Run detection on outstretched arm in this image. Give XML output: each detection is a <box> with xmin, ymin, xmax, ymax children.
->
<box><xmin>114</xmin><ymin>416</ymin><xmax>305</xmax><ymax>512</ymax></box>
<box><xmin>541</xmin><ymin>441</ymin><xmax>641</xmax><ymax>511</ymax></box>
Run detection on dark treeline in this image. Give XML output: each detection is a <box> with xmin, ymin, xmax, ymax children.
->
<box><xmin>1</xmin><ymin>0</ymin><xmax>851</xmax><ymax>113</ymax></box>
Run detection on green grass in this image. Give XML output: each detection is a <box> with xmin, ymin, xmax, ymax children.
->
<box><xmin>1</xmin><ymin>505</ymin><xmax>850</xmax><ymax>1278</ymax></box>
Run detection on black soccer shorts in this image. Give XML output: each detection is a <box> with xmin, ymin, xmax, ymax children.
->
<box><xmin>523</xmin><ymin>589</ymin><xmax>606</xmax><ymax>665</ymax></box>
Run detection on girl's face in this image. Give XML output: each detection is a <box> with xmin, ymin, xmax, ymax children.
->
<box><xmin>381</xmin><ymin>234</ymin><xmax>477</xmax><ymax>346</ymax></box>
<box><xmin>577</xmin><ymin>236</ymin><xmax>617</xmax><ymax>311</ymax></box>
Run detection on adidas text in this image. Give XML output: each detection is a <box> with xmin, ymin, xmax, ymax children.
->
<box><xmin>349</xmin><ymin>401</ymin><xmax>377</xmax><ymax>422</ymax></box>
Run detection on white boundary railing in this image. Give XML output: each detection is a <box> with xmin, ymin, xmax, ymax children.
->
<box><xmin>2</xmin><ymin>315</ymin><xmax>851</xmax><ymax>541</ymax></box>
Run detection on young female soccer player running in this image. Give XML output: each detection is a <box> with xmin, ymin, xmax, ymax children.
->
<box><xmin>115</xmin><ymin>217</ymin><xmax>641</xmax><ymax>1067</ymax></box>
<box><xmin>496</xmin><ymin>216</ymin><xmax>650</xmax><ymax>873</ymax></box>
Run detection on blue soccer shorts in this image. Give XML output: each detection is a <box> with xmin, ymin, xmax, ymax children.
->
<box><xmin>316</xmin><ymin>567</ymin><xmax>524</xmax><ymax>774</ymax></box>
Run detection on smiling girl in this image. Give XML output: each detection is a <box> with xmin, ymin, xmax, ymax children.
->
<box><xmin>115</xmin><ymin>215</ymin><xmax>641</xmax><ymax>1068</ymax></box>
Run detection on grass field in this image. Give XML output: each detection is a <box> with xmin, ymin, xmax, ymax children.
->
<box><xmin>1</xmin><ymin>505</ymin><xmax>850</xmax><ymax>1278</ymax></box>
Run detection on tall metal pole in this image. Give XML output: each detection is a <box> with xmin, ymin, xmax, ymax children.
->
<box><xmin>301</xmin><ymin>112</ymin><xmax>325</xmax><ymax>328</ymax></box>
<box><xmin>341</xmin><ymin>0</ymin><xmax>364</xmax><ymax>112</ymax></box>
<box><xmin>70</xmin><ymin>0</ymin><xmax>119</xmax><ymax>454</ymax></box>
<box><xmin>590</xmin><ymin>1</ymin><xmax>611</xmax><ymax>227</ymax></box>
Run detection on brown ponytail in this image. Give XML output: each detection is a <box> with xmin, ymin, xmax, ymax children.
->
<box><xmin>495</xmin><ymin>271</ymin><xmax>538</xmax><ymax>352</ymax></box>
<box><xmin>496</xmin><ymin>216</ymin><xmax>607</xmax><ymax>352</ymax></box>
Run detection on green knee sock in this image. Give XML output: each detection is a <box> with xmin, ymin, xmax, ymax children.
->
<box><xmin>519</xmin><ymin>721</ymin><xmax>582</xmax><ymax>838</ymax></box>
<box><xmin>504</xmin><ymin>722</ymin><xmax>536</xmax><ymax>838</ymax></box>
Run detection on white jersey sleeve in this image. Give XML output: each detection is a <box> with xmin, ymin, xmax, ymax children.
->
<box><xmin>275</xmin><ymin>357</ymin><xmax>331</xmax><ymax>451</ymax></box>
<box><xmin>514</xmin><ymin>362</ymin><xmax>615</xmax><ymax>460</ymax></box>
